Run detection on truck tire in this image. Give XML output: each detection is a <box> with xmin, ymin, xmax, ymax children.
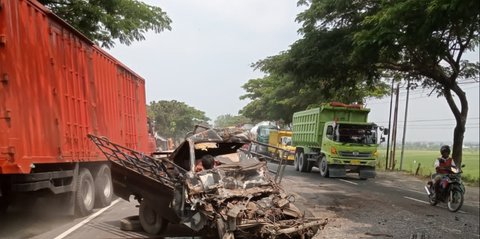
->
<box><xmin>319</xmin><ymin>156</ymin><xmax>329</xmax><ymax>178</ymax></box>
<box><xmin>139</xmin><ymin>199</ymin><xmax>168</xmax><ymax>235</ymax></box>
<box><xmin>299</xmin><ymin>152</ymin><xmax>309</xmax><ymax>172</ymax></box>
<box><xmin>94</xmin><ymin>164</ymin><xmax>113</xmax><ymax>208</ymax></box>
<box><xmin>75</xmin><ymin>168</ymin><xmax>96</xmax><ymax>216</ymax></box>
<box><xmin>294</xmin><ymin>151</ymin><xmax>300</xmax><ymax>171</ymax></box>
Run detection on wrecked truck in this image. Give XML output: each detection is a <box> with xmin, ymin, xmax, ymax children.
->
<box><xmin>88</xmin><ymin>126</ymin><xmax>325</xmax><ymax>238</ymax></box>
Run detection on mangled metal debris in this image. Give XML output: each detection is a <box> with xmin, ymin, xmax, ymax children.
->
<box><xmin>88</xmin><ymin>126</ymin><xmax>326</xmax><ymax>238</ymax></box>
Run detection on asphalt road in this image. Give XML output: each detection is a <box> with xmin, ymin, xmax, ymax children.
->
<box><xmin>0</xmin><ymin>163</ymin><xmax>478</xmax><ymax>239</ymax></box>
<box><xmin>277</xmin><ymin>165</ymin><xmax>480</xmax><ymax>239</ymax></box>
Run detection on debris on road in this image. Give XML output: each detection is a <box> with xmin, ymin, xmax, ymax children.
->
<box><xmin>89</xmin><ymin>126</ymin><xmax>326</xmax><ymax>238</ymax></box>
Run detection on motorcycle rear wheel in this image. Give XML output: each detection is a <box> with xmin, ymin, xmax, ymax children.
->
<box><xmin>447</xmin><ymin>188</ymin><xmax>464</xmax><ymax>212</ymax></box>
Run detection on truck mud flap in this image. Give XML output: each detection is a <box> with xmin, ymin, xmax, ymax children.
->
<box><xmin>359</xmin><ymin>168</ymin><xmax>376</xmax><ymax>179</ymax></box>
<box><xmin>328</xmin><ymin>165</ymin><xmax>346</xmax><ymax>178</ymax></box>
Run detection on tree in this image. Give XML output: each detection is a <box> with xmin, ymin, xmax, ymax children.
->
<box><xmin>293</xmin><ymin>0</ymin><xmax>479</xmax><ymax>165</ymax></box>
<box><xmin>147</xmin><ymin>100</ymin><xmax>210</xmax><ymax>141</ymax></box>
<box><xmin>240</xmin><ymin>45</ymin><xmax>389</xmax><ymax>123</ymax></box>
<box><xmin>214</xmin><ymin>114</ymin><xmax>252</xmax><ymax>128</ymax></box>
<box><xmin>39</xmin><ymin>0</ymin><xmax>171</xmax><ymax>48</ymax></box>
<box><xmin>242</xmin><ymin>0</ymin><xmax>479</xmax><ymax>165</ymax></box>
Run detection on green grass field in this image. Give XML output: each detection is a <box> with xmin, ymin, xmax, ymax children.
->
<box><xmin>377</xmin><ymin>149</ymin><xmax>479</xmax><ymax>185</ymax></box>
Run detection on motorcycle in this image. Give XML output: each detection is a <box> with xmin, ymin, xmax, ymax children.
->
<box><xmin>424</xmin><ymin>165</ymin><xmax>465</xmax><ymax>212</ymax></box>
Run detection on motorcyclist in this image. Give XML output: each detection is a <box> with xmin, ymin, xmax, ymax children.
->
<box><xmin>431</xmin><ymin>145</ymin><xmax>456</xmax><ymax>196</ymax></box>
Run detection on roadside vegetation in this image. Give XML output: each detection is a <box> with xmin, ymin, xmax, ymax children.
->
<box><xmin>240</xmin><ymin>0</ymin><xmax>479</xmax><ymax>167</ymax></box>
<box><xmin>377</xmin><ymin>149</ymin><xmax>480</xmax><ymax>186</ymax></box>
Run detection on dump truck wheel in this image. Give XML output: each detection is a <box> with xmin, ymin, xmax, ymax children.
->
<box><xmin>294</xmin><ymin>151</ymin><xmax>300</xmax><ymax>171</ymax></box>
<box><xmin>299</xmin><ymin>152</ymin><xmax>309</xmax><ymax>172</ymax></box>
<box><xmin>319</xmin><ymin>156</ymin><xmax>329</xmax><ymax>178</ymax></box>
<box><xmin>75</xmin><ymin>168</ymin><xmax>95</xmax><ymax>216</ymax></box>
<box><xmin>139</xmin><ymin>199</ymin><xmax>168</xmax><ymax>235</ymax></box>
<box><xmin>94</xmin><ymin>164</ymin><xmax>113</xmax><ymax>208</ymax></box>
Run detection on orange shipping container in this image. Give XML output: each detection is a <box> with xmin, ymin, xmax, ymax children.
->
<box><xmin>0</xmin><ymin>0</ymin><xmax>153</xmax><ymax>215</ymax></box>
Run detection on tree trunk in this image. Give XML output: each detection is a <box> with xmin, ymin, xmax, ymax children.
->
<box><xmin>443</xmin><ymin>84</ymin><xmax>468</xmax><ymax>166</ymax></box>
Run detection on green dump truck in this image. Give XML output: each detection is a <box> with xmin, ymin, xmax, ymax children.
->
<box><xmin>292</xmin><ymin>102</ymin><xmax>387</xmax><ymax>179</ymax></box>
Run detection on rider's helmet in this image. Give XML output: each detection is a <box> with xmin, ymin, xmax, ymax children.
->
<box><xmin>440</xmin><ymin>145</ymin><xmax>451</xmax><ymax>155</ymax></box>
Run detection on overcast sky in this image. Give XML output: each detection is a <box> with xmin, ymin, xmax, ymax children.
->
<box><xmin>108</xmin><ymin>0</ymin><xmax>479</xmax><ymax>144</ymax></box>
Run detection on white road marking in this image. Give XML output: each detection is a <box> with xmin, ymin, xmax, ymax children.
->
<box><xmin>374</xmin><ymin>182</ymin><xmax>424</xmax><ymax>195</ymax></box>
<box><xmin>404</xmin><ymin>196</ymin><xmax>429</xmax><ymax>204</ymax></box>
<box><xmin>54</xmin><ymin>198</ymin><xmax>121</xmax><ymax>239</ymax></box>
<box><xmin>403</xmin><ymin>196</ymin><xmax>467</xmax><ymax>214</ymax></box>
<box><xmin>339</xmin><ymin>179</ymin><xmax>358</xmax><ymax>185</ymax></box>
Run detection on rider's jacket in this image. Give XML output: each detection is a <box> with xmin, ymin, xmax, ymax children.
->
<box><xmin>435</xmin><ymin>157</ymin><xmax>455</xmax><ymax>174</ymax></box>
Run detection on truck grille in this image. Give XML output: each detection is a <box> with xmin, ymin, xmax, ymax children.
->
<box><xmin>338</xmin><ymin>151</ymin><xmax>372</xmax><ymax>158</ymax></box>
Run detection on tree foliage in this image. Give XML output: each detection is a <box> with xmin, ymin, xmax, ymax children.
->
<box><xmin>147</xmin><ymin>100</ymin><xmax>210</xmax><ymax>141</ymax></box>
<box><xmin>39</xmin><ymin>0</ymin><xmax>172</xmax><ymax>48</ymax></box>
<box><xmin>213</xmin><ymin>114</ymin><xmax>252</xmax><ymax>128</ymax></box>
<box><xmin>240</xmin><ymin>34</ymin><xmax>389</xmax><ymax>123</ymax></box>
<box><xmin>242</xmin><ymin>0</ymin><xmax>479</xmax><ymax>164</ymax></box>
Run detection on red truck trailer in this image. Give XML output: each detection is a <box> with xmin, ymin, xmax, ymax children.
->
<box><xmin>0</xmin><ymin>0</ymin><xmax>154</xmax><ymax>215</ymax></box>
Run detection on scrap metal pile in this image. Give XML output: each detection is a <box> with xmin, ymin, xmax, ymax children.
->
<box><xmin>89</xmin><ymin>126</ymin><xmax>326</xmax><ymax>238</ymax></box>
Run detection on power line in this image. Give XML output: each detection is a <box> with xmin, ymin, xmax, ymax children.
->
<box><xmin>396</xmin><ymin>126</ymin><xmax>479</xmax><ymax>130</ymax></box>
<box><xmin>397</xmin><ymin>123</ymin><xmax>479</xmax><ymax>127</ymax></box>
<box><xmin>375</xmin><ymin>117</ymin><xmax>480</xmax><ymax>124</ymax></box>
<box><xmin>366</xmin><ymin>85</ymin><xmax>479</xmax><ymax>105</ymax></box>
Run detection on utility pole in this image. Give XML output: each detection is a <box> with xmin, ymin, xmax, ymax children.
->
<box><xmin>389</xmin><ymin>84</ymin><xmax>400</xmax><ymax>170</ymax></box>
<box><xmin>385</xmin><ymin>79</ymin><xmax>395</xmax><ymax>170</ymax></box>
<box><xmin>399</xmin><ymin>79</ymin><xmax>411</xmax><ymax>171</ymax></box>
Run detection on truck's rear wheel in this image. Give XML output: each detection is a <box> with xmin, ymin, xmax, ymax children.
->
<box><xmin>139</xmin><ymin>199</ymin><xmax>168</xmax><ymax>235</ymax></box>
<box><xmin>319</xmin><ymin>156</ymin><xmax>329</xmax><ymax>178</ymax></box>
<box><xmin>294</xmin><ymin>151</ymin><xmax>300</xmax><ymax>171</ymax></box>
<box><xmin>75</xmin><ymin>168</ymin><xmax>95</xmax><ymax>216</ymax></box>
<box><xmin>94</xmin><ymin>164</ymin><xmax>113</xmax><ymax>208</ymax></box>
<box><xmin>299</xmin><ymin>152</ymin><xmax>309</xmax><ymax>172</ymax></box>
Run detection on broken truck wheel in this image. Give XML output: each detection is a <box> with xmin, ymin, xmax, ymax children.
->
<box><xmin>139</xmin><ymin>199</ymin><xmax>168</xmax><ymax>235</ymax></box>
<box><xmin>120</xmin><ymin>215</ymin><xmax>142</xmax><ymax>231</ymax></box>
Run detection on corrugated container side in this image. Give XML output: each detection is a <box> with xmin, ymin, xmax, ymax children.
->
<box><xmin>0</xmin><ymin>0</ymin><xmax>150</xmax><ymax>174</ymax></box>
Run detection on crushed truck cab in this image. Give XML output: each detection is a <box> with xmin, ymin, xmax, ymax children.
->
<box><xmin>89</xmin><ymin>127</ymin><xmax>325</xmax><ymax>238</ymax></box>
<box><xmin>292</xmin><ymin>102</ymin><xmax>386</xmax><ymax>179</ymax></box>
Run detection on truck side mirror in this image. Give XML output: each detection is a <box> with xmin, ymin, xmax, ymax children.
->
<box><xmin>383</xmin><ymin>128</ymin><xmax>389</xmax><ymax>135</ymax></box>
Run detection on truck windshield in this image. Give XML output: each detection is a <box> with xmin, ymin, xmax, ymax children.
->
<box><xmin>281</xmin><ymin>136</ymin><xmax>292</xmax><ymax>146</ymax></box>
<box><xmin>335</xmin><ymin>124</ymin><xmax>377</xmax><ymax>145</ymax></box>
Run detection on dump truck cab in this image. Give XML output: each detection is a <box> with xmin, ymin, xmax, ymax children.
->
<box><xmin>268</xmin><ymin>130</ymin><xmax>295</xmax><ymax>163</ymax></box>
<box><xmin>320</xmin><ymin>121</ymin><xmax>380</xmax><ymax>178</ymax></box>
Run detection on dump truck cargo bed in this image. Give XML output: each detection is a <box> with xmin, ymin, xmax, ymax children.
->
<box><xmin>292</xmin><ymin>103</ymin><xmax>370</xmax><ymax>147</ymax></box>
